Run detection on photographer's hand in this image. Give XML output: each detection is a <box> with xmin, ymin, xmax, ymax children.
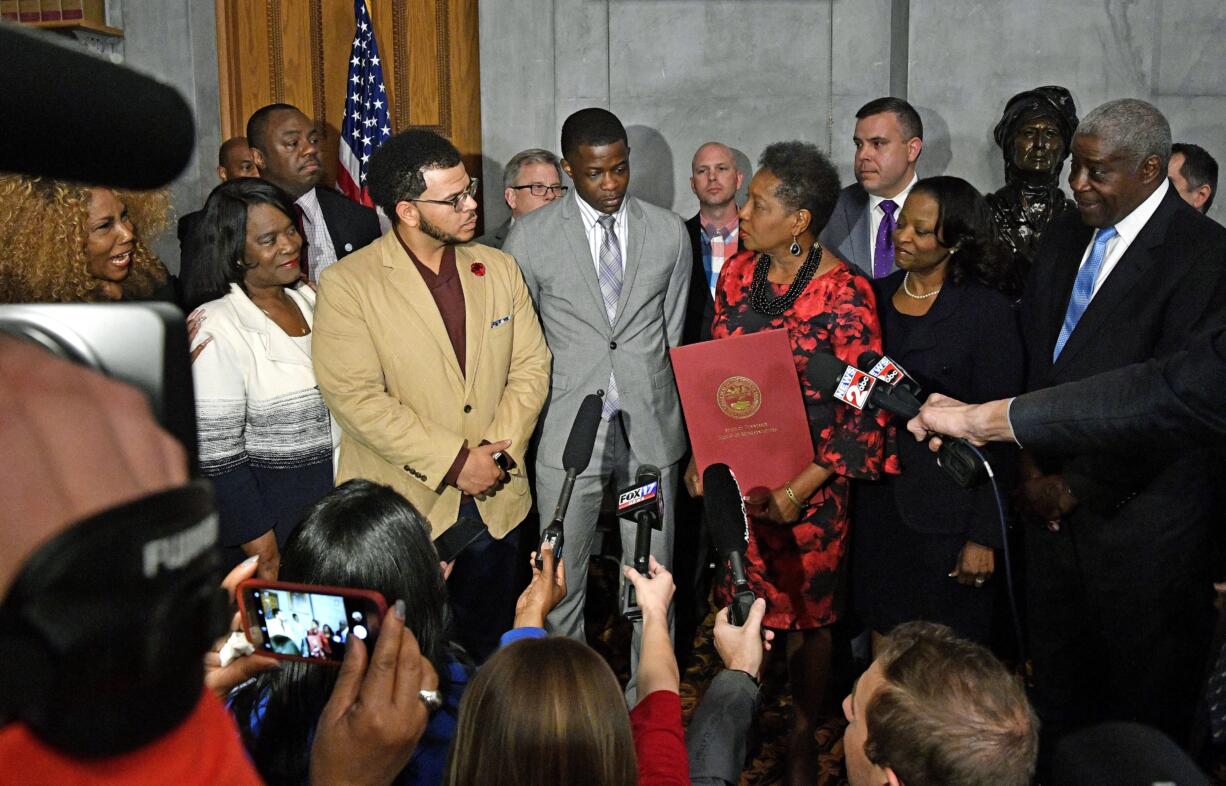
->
<box><xmin>713</xmin><ymin>598</ymin><xmax>773</xmax><ymax>681</ymax></box>
<box><xmin>309</xmin><ymin>600</ymin><xmax>438</xmax><ymax>786</ymax></box>
<box><xmin>513</xmin><ymin>541</ymin><xmax>567</xmax><ymax>628</ymax></box>
<box><xmin>623</xmin><ymin>557</ymin><xmax>679</xmax><ymax>697</ymax></box>
<box><xmin>0</xmin><ymin>336</ymin><xmax>187</xmax><ymax>597</ymax></box>
<box><xmin>204</xmin><ymin>555</ymin><xmax>279</xmax><ymax>699</ymax></box>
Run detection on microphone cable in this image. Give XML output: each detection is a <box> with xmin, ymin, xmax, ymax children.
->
<box><xmin>960</xmin><ymin>442</ymin><xmax>1026</xmax><ymax>669</ymax></box>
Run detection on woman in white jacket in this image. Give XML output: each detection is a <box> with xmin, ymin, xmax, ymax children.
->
<box><xmin>183</xmin><ymin>178</ymin><xmax>338</xmax><ymax>579</ymax></box>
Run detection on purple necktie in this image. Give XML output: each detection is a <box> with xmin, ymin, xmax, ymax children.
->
<box><xmin>873</xmin><ymin>199</ymin><xmax>898</xmax><ymax>279</ymax></box>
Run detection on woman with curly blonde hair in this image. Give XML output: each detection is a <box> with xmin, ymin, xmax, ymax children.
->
<box><xmin>0</xmin><ymin>175</ymin><xmax>171</xmax><ymax>302</ymax></box>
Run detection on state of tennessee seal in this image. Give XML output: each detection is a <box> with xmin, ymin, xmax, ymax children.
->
<box><xmin>717</xmin><ymin>375</ymin><xmax>762</xmax><ymax>419</ymax></box>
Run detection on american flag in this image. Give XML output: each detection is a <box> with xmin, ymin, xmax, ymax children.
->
<box><xmin>337</xmin><ymin>0</ymin><xmax>391</xmax><ymax>206</ymax></box>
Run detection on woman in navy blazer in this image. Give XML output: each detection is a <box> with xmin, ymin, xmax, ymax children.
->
<box><xmin>852</xmin><ymin>176</ymin><xmax>1024</xmax><ymax>648</ymax></box>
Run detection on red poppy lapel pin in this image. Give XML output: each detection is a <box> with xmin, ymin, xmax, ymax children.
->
<box><xmin>470</xmin><ymin>262</ymin><xmax>486</xmax><ymax>277</ymax></box>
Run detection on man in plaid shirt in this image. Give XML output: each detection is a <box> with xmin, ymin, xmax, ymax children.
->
<box><xmin>682</xmin><ymin>142</ymin><xmax>744</xmax><ymax>345</ymax></box>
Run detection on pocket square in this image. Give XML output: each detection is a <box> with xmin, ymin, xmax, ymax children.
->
<box><xmin>490</xmin><ymin>315</ymin><xmax>511</xmax><ymax>328</ymax></box>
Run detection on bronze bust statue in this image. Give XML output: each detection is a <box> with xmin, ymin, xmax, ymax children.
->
<box><xmin>987</xmin><ymin>86</ymin><xmax>1079</xmax><ymax>291</ymax></box>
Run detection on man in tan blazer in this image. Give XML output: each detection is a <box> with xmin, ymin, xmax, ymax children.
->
<box><xmin>312</xmin><ymin>130</ymin><xmax>550</xmax><ymax>660</ymax></box>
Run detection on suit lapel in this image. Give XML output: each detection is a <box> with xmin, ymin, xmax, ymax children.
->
<box><xmin>613</xmin><ymin>197</ymin><xmax>646</xmax><ymax>328</ymax></box>
<box><xmin>893</xmin><ymin>283</ymin><xmax>963</xmax><ymax>360</ymax></box>
<box><xmin>1053</xmin><ymin>195</ymin><xmax>1175</xmax><ymax>371</ymax></box>
<box><xmin>561</xmin><ymin>196</ymin><xmax>612</xmax><ymax>334</ymax></box>
<box><xmin>230</xmin><ymin>283</ymin><xmax>314</xmax><ymax>368</ymax></box>
<box><xmin>380</xmin><ymin>234</ymin><xmax>464</xmax><ymax>388</ymax></box>
<box><xmin>455</xmin><ymin>245</ymin><xmax>491</xmax><ymax>397</ymax></box>
<box><xmin>848</xmin><ymin>187</ymin><xmax>871</xmax><ymax>270</ymax></box>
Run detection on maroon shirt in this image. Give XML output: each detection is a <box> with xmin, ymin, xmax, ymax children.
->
<box><xmin>395</xmin><ymin>231</ymin><xmax>469</xmax><ymax>486</ymax></box>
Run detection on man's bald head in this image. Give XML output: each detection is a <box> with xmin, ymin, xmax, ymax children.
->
<box><xmin>217</xmin><ymin>136</ymin><xmax>256</xmax><ymax>182</ymax></box>
<box><xmin>690</xmin><ymin>141</ymin><xmax>743</xmax><ymax>212</ymax></box>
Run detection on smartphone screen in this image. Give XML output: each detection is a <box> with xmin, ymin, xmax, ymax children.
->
<box><xmin>238</xmin><ymin>580</ymin><xmax>388</xmax><ymax>666</ymax></box>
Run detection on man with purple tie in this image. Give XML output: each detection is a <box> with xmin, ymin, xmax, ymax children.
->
<box><xmin>821</xmin><ymin>97</ymin><xmax>924</xmax><ymax>278</ymax></box>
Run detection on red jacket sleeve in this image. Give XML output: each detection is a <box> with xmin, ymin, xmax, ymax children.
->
<box><xmin>629</xmin><ymin>690</ymin><xmax>690</xmax><ymax>786</ymax></box>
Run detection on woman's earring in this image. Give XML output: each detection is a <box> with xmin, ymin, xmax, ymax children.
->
<box><xmin>789</xmin><ymin>235</ymin><xmax>802</xmax><ymax>256</ymax></box>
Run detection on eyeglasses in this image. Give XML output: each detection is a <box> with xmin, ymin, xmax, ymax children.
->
<box><xmin>411</xmin><ymin>178</ymin><xmax>480</xmax><ymax>212</ymax></box>
<box><xmin>510</xmin><ymin>183</ymin><xmax>569</xmax><ymax>198</ymax></box>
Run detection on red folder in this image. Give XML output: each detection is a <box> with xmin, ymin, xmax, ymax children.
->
<box><xmin>670</xmin><ymin>329</ymin><xmax>813</xmax><ymax>495</ymax></box>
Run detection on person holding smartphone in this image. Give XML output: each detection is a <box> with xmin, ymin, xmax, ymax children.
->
<box><xmin>229</xmin><ymin>479</ymin><xmax>468</xmax><ymax>786</ymax></box>
<box><xmin>0</xmin><ymin>334</ymin><xmax>436</xmax><ymax>786</ymax></box>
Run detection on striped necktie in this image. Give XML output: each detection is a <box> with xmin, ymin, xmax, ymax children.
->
<box><xmin>597</xmin><ymin>215</ymin><xmax>622</xmax><ymax>420</ymax></box>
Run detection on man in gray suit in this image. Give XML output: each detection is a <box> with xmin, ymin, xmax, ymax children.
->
<box><xmin>477</xmin><ymin>148</ymin><xmax>567</xmax><ymax>248</ymax></box>
<box><xmin>503</xmin><ymin>108</ymin><xmax>691</xmax><ymax>662</ymax></box>
<box><xmin>820</xmin><ymin>97</ymin><xmax>923</xmax><ymax>278</ymax></box>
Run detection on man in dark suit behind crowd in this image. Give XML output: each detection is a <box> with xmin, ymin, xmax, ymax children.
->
<box><xmin>820</xmin><ymin>97</ymin><xmax>923</xmax><ymax>278</ymax></box>
<box><xmin>1018</xmin><ymin>98</ymin><xmax>1226</xmax><ymax>755</ymax></box>
<box><xmin>246</xmin><ymin>103</ymin><xmax>381</xmax><ymax>282</ymax></box>
<box><xmin>476</xmin><ymin>148</ymin><xmax>566</xmax><ymax>249</ymax></box>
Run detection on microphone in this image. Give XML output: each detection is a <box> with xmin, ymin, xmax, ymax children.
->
<box><xmin>703</xmin><ymin>463</ymin><xmax>756</xmax><ymax>626</ymax></box>
<box><xmin>858</xmin><ymin>350</ymin><xmax>922</xmax><ymax>398</ymax></box>
<box><xmin>537</xmin><ymin>394</ymin><xmax>603</xmax><ymax>569</ymax></box>
<box><xmin>615</xmin><ymin>465</ymin><xmax>663</xmax><ymax>620</ymax></box>
<box><xmin>807</xmin><ymin>353</ymin><xmax>924</xmax><ymax>420</ymax></box>
<box><xmin>806</xmin><ymin>354</ymin><xmax>986</xmax><ymax>488</ymax></box>
<box><xmin>0</xmin><ymin>26</ymin><xmax>195</xmax><ymax>188</ymax></box>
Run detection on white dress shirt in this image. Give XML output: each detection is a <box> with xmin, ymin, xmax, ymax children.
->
<box><xmin>867</xmin><ymin>174</ymin><xmax>919</xmax><ymax>265</ymax></box>
<box><xmin>1078</xmin><ymin>179</ymin><xmax>1170</xmax><ymax>299</ymax></box>
<box><xmin>575</xmin><ymin>192</ymin><xmax>628</xmax><ymax>276</ymax></box>
<box><xmin>296</xmin><ymin>187</ymin><xmax>338</xmax><ymax>282</ymax></box>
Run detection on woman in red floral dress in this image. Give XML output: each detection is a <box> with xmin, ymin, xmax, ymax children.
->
<box><xmin>687</xmin><ymin>141</ymin><xmax>893</xmax><ymax>785</ymax></box>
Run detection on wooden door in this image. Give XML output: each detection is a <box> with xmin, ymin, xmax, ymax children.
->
<box><xmin>214</xmin><ymin>0</ymin><xmax>481</xmax><ymax>196</ymax></box>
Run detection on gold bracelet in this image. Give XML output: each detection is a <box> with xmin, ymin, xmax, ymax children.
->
<box><xmin>784</xmin><ymin>483</ymin><xmax>802</xmax><ymax>508</ymax></box>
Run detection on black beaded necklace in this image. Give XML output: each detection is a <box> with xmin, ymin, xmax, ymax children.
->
<box><xmin>748</xmin><ymin>243</ymin><xmax>823</xmax><ymax>316</ymax></box>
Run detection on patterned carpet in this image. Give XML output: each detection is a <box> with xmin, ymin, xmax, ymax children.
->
<box><xmin>585</xmin><ymin>558</ymin><xmax>851</xmax><ymax>785</ymax></box>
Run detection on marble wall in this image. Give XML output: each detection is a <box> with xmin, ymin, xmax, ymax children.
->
<box><xmin>480</xmin><ymin>0</ymin><xmax>1226</xmax><ymax>226</ymax></box>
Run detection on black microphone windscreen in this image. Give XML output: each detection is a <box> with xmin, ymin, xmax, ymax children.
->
<box><xmin>858</xmin><ymin>350</ymin><xmax>884</xmax><ymax>370</ymax></box>
<box><xmin>804</xmin><ymin>353</ymin><xmax>848</xmax><ymax>394</ymax></box>
<box><xmin>703</xmin><ymin>463</ymin><xmax>748</xmax><ymax>555</ymax></box>
<box><xmin>562</xmin><ymin>394</ymin><xmax>603</xmax><ymax>473</ymax></box>
<box><xmin>0</xmin><ymin>27</ymin><xmax>195</xmax><ymax>189</ymax></box>
<box><xmin>636</xmin><ymin>464</ymin><xmax>661</xmax><ymax>483</ymax></box>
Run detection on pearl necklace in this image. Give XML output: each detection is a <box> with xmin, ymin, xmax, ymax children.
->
<box><xmin>902</xmin><ymin>272</ymin><xmax>941</xmax><ymax>300</ymax></box>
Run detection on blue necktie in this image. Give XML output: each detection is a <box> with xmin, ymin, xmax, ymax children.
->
<box><xmin>1052</xmin><ymin>226</ymin><xmax>1117</xmax><ymax>362</ymax></box>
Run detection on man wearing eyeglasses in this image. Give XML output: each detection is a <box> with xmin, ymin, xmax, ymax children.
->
<box><xmin>477</xmin><ymin>148</ymin><xmax>568</xmax><ymax>249</ymax></box>
<box><xmin>312</xmin><ymin>129</ymin><xmax>551</xmax><ymax>662</ymax></box>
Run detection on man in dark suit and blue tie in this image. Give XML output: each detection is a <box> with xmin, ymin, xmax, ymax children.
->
<box><xmin>1017</xmin><ymin>98</ymin><xmax>1226</xmax><ymax>757</ymax></box>
<box><xmin>820</xmin><ymin>97</ymin><xmax>923</xmax><ymax>278</ymax></box>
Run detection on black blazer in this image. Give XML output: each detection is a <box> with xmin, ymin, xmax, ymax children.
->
<box><xmin>176</xmin><ymin>208</ymin><xmax>205</xmax><ymax>307</ymax></box>
<box><xmin>1021</xmin><ymin>187</ymin><xmax>1226</xmax><ymax>568</ymax></box>
<box><xmin>819</xmin><ymin>183</ymin><xmax>875</xmax><ymax>277</ymax></box>
<box><xmin>314</xmin><ymin>186</ymin><xmax>381</xmax><ymax>263</ymax></box>
<box><xmin>682</xmin><ymin>214</ymin><xmax>716</xmax><ymax>345</ymax></box>
<box><xmin>872</xmin><ymin>273</ymin><xmax>1025</xmax><ymax>546</ymax></box>
<box><xmin>476</xmin><ymin>217</ymin><xmax>511</xmax><ymax>250</ymax></box>
<box><xmin>1012</xmin><ymin>324</ymin><xmax>1226</xmax><ymax>453</ymax></box>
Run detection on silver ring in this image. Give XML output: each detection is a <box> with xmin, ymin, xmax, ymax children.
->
<box><xmin>418</xmin><ymin>689</ymin><xmax>443</xmax><ymax>713</ymax></box>
<box><xmin>974</xmin><ymin>577</ymin><xmax>986</xmax><ymax>587</ymax></box>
